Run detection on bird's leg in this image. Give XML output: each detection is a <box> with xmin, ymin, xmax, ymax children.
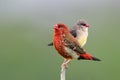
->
<box><xmin>61</xmin><ymin>59</ymin><xmax>71</xmax><ymax>80</ymax></box>
<box><xmin>61</xmin><ymin>59</ymin><xmax>71</xmax><ymax>69</ymax></box>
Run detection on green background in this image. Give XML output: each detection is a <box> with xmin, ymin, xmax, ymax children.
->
<box><xmin>0</xmin><ymin>0</ymin><xmax>120</xmax><ymax>80</ymax></box>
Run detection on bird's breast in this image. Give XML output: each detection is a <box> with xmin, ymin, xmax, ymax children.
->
<box><xmin>77</xmin><ymin>36</ymin><xmax>87</xmax><ymax>47</ymax></box>
<box><xmin>53</xmin><ymin>35</ymin><xmax>73</xmax><ymax>59</ymax></box>
<box><xmin>76</xmin><ymin>29</ymin><xmax>88</xmax><ymax>47</ymax></box>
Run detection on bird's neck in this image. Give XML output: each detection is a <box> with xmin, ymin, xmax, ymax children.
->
<box><xmin>78</xmin><ymin>27</ymin><xmax>88</xmax><ymax>36</ymax></box>
<box><xmin>82</xmin><ymin>27</ymin><xmax>88</xmax><ymax>32</ymax></box>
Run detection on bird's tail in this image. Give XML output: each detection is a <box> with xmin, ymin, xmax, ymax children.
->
<box><xmin>78</xmin><ymin>53</ymin><xmax>101</xmax><ymax>61</ymax></box>
<box><xmin>48</xmin><ymin>42</ymin><xmax>53</xmax><ymax>46</ymax></box>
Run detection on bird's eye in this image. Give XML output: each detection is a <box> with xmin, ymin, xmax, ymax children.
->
<box><xmin>58</xmin><ymin>25</ymin><xmax>63</xmax><ymax>28</ymax></box>
<box><xmin>81</xmin><ymin>23</ymin><xmax>86</xmax><ymax>26</ymax></box>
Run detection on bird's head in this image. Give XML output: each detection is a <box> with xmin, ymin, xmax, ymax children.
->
<box><xmin>76</xmin><ymin>20</ymin><xmax>90</xmax><ymax>29</ymax></box>
<box><xmin>54</xmin><ymin>23</ymin><xmax>69</xmax><ymax>35</ymax></box>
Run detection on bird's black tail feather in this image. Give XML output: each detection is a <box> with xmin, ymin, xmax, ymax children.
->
<box><xmin>78</xmin><ymin>54</ymin><xmax>101</xmax><ymax>61</ymax></box>
<box><xmin>48</xmin><ymin>42</ymin><xmax>53</xmax><ymax>46</ymax></box>
<box><xmin>92</xmin><ymin>56</ymin><xmax>101</xmax><ymax>61</ymax></box>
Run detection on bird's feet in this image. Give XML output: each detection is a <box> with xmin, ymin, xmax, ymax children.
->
<box><xmin>61</xmin><ymin>59</ymin><xmax>71</xmax><ymax>69</ymax></box>
<box><xmin>61</xmin><ymin>63</ymin><xmax>68</xmax><ymax>69</ymax></box>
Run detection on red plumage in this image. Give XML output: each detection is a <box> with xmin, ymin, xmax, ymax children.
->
<box><xmin>53</xmin><ymin>24</ymin><xmax>73</xmax><ymax>59</ymax></box>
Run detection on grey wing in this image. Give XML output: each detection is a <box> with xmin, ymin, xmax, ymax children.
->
<box><xmin>70</xmin><ymin>29</ymin><xmax>77</xmax><ymax>37</ymax></box>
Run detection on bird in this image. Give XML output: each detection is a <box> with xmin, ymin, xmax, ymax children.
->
<box><xmin>70</xmin><ymin>20</ymin><xmax>89</xmax><ymax>47</ymax></box>
<box><xmin>53</xmin><ymin>23</ymin><xmax>101</xmax><ymax>68</ymax></box>
<box><xmin>48</xmin><ymin>19</ymin><xmax>89</xmax><ymax>47</ymax></box>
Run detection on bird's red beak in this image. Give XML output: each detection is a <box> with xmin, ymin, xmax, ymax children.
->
<box><xmin>54</xmin><ymin>24</ymin><xmax>59</xmax><ymax>30</ymax></box>
<box><xmin>86</xmin><ymin>24</ymin><xmax>90</xmax><ymax>27</ymax></box>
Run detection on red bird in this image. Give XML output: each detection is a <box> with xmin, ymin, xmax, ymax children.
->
<box><xmin>53</xmin><ymin>23</ymin><xmax>100</xmax><ymax>68</ymax></box>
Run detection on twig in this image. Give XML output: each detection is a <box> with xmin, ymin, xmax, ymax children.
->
<box><xmin>60</xmin><ymin>59</ymin><xmax>71</xmax><ymax>80</ymax></box>
<box><xmin>61</xmin><ymin>65</ymin><xmax>66</xmax><ymax>80</ymax></box>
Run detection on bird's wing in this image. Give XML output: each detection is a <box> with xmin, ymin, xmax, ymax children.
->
<box><xmin>70</xmin><ymin>29</ymin><xmax>77</xmax><ymax>37</ymax></box>
<box><xmin>63</xmin><ymin>37</ymin><xmax>86</xmax><ymax>54</ymax></box>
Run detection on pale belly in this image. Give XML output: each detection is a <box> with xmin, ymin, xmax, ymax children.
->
<box><xmin>77</xmin><ymin>36</ymin><xmax>87</xmax><ymax>47</ymax></box>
